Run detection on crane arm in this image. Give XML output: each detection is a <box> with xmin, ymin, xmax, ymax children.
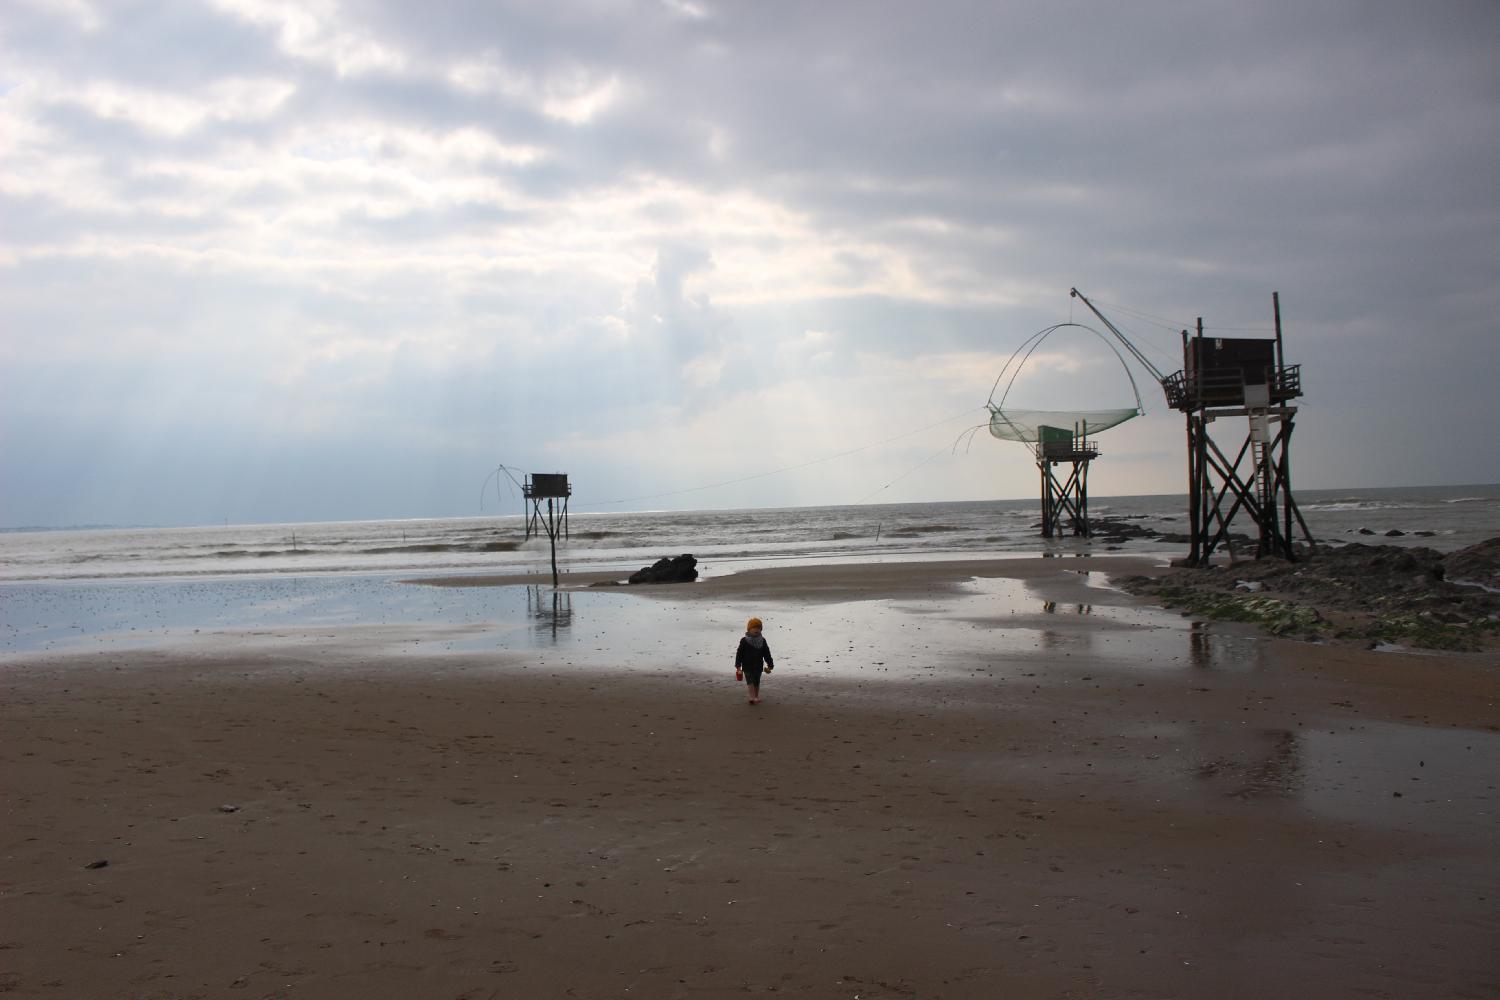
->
<box><xmin>1069</xmin><ymin>288</ymin><xmax>1173</xmax><ymax>386</ymax></box>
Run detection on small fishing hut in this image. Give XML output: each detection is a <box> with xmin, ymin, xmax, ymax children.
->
<box><xmin>522</xmin><ymin>472</ymin><xmax>571</xmax><ymax>587</ymax></box>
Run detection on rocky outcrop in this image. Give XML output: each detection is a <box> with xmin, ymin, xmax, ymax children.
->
<box><xmin>628</xmin><ymin>553</ymin><xmax>699</xmax><ymax>585</ymax></box>
<box><xmin>1443</xmin><ymin>537</ymin><xmax>1500</xmax><ymax>590</ymax></box>
<box><xmin>1117</xmin><ymin>538</ymin><xmax>1500</xmax><ymax>651</ymax></box>
<box><xmin>1082</xmin><ymin>515</ymin><xmax>1252</xmax><ymax>548</ymax></box>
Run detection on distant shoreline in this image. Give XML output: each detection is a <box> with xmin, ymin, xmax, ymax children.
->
<box><xmin>6</xmin><ymin>481</ymin><xmax>1498</xmax><ymax>534</ymax></box>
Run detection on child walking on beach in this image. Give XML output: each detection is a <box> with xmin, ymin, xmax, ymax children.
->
<box><xmin>734</xmin><ymin>617</ymin><xmax>775</xmax><ymax>705</ymax></box>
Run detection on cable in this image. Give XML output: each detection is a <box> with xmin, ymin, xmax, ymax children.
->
<box><xmin>1089</xmin><ymin>296</ymin><xmax>1190</xmax><ymax>334</ymax></box>
<box><xmin>952</xmin><ymin>422</ymin><xmax>989</xmax><ymax>455</ymax></box>
<box><xmin>853</xmin><ymin>439</ymin><xmax>955</xmax><ymax>504</ymax></box>
<box><xmin>478</xmin><ymin>464</ymin><xmax>525</xmax><ymax>510</ymax></box>
<box><xmin>1071</xmin><ymin>299</ymin><xmax>1188</xmax><ymax>378</ymax></box>
<box><xmin>1091</xmin><ymin>295</ymin><xmax>1273</xmax><ymax>335</ymax></box>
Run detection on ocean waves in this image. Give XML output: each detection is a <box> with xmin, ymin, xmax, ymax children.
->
<box><xmin>1</xmin><ymin>485</ymin><xmax>1494</xmax><ymax>584</ymax></box>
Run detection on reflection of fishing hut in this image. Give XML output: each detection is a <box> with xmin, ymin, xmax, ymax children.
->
<box><xmin>1159</xmin><ymin>295</ymin><xmax>1314</xmax><ymax>565</ymax></box>
<box><xmin>527</xmin><ymin>584</ymin><xmax>573</xmax><ymax>639</ymax></box>
<box><xmin>522</xmin><ymin>472</ymin><xmax>571</xmax><ymax>587</ymax></box>
<box><xmin>1035</xmin><ymin>422</ymin><xmax>1099</xmax><ymax>538</ymax></box>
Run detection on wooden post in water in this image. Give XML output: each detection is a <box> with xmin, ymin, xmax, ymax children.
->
<box><xmin>547</xmin><ymin>498</ymin><xmax>559</xmax><ymax>588</ymax></box>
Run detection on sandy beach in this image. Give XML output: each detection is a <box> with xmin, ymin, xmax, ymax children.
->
<box><xmin>3</xmin><ymin>557</ymin><xmax>1498</xmax><ymax>999</ymax></box>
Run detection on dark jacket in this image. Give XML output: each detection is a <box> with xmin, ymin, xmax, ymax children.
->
<box><xmin>734</xmin><ymin>635</ymin><xmax>775</xmax><ymax>672</ymax></box>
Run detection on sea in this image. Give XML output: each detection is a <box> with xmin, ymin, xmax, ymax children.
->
<box><xmin>1</xmin><ymin>484</ymin><xmax>1494</xmax><ymax>655</ymax></box>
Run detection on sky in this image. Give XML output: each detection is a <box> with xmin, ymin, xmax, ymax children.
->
<box><xmin>3</xmin><ymin>0</ymin><xmax>1498</xmax><ymax>527</ymax></box>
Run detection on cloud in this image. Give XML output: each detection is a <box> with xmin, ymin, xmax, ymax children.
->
<box><xmin>2</xmin><ymin>0</ymin><xmax>1498</xmax><ymax>526</ymax></box>
<box><xmin>211</xmin><ymin>0</ymin><xmax>408</xmax><ymax>77</ymax></box>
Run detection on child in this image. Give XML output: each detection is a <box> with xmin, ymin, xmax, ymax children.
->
<box><xmin>733</xmin><ymin>617</ymin><xmax>775</xmax><ymax>705</ymax></box>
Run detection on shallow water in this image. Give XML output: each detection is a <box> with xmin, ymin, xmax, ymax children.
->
<box><xmin>0</xmin><ymin>566</ymin><xmax>1196</xmax><ymax>668</ymax></box>
<box><xmin>0</xmin><ymin>573</ymin><xmax>567</xmax><ymax>657</ymax></box>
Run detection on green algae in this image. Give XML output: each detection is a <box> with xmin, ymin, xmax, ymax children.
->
<box><xmin>1149</xmin><ymin>584</ymin><xmax>1326</xmax><ymax>639</ymax></box>
<box><xmin>1140</xmin><ymin>581</ymin><xmax>1498</xmax><ymax>650</ymax></box>
<box><xmin>1363</xmin><ymin>611</ymin><xmax>1500</xmax><ymax>651</ymax></box>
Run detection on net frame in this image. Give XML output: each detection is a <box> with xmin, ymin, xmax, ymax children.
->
<box><xmin>987</xmin><ymin>322</ymin><xmax>1144</xmax><ymax>444</ymax></box>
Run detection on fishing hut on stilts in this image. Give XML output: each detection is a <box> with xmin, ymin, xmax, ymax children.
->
<box><xmin>1036</xmin><ymin>422</ymin><xmax>1099</xmax><ymax>538</ymax></box>
<box><xmin>986</xmin><ymin>322</ymin><xmax>1146</xmax><ymax>540</ymax></box>
<box><xmin>1070</xmin><ymin>289</ymin><xmax>1315</xmax><ymax>566</ymax></box>
<box><xmin>523</xmin><ymin>472</ymin><xmax>571</xmax><ymax>587</ymax></box>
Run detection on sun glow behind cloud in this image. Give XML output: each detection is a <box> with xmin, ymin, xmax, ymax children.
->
<box><xmin>2</xmin><ymin>1</ymin><xmax>1497</xmax><ymax>525</ymax></box>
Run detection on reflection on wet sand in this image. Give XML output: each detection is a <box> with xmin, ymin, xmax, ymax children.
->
<box><xmin>1187</xmin><ymin>620</ymin><xmax>1265</xmax><ymax>672</ymax></box>
<box><xmin>1196</xmin><ymin>727</ymin><xmax>1302</xmax><ymax>799</ymax></box>
<box><xmin>526</xmin><ymin>585</ymin><xmax>573</xmax><ymax>639</ymax></box>
<box><xmin>1190</xmin><ymin>624</ymin><xmax>1211</xmax><ymax>668</ymax></box>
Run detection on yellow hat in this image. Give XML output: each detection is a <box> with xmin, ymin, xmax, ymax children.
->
<box><xmin>746</xmin><ymin>617</ymin><xmax>763</xmax><ymax>630</ymax></box>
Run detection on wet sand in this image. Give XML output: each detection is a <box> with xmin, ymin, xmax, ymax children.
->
<box><xmin>3</xmin><ymin>558</ymin><xmax>1498</xmax><ymax>998</ymax></box>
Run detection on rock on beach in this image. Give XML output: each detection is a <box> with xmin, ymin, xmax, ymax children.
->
<box><xmin>627</xmin><ymin>553</ymin><xmax>699</xmax><ymax>584</ymax></box>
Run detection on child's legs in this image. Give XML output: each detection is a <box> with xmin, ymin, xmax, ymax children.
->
<box><xmin>742</xmin><ymin>664</ymin><xmax>763</xmax><ymax>702</ymax></box>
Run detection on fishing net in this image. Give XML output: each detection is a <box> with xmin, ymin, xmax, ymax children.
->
<box><xmin>987</xmin><ymin>406</ymin><xmax>1141</xmax><ymax>443</ymax></box>
<box><xmin>986</xmin><ymin>322</ymin><xmax>1144</xmax><ymax>444</ymax></box>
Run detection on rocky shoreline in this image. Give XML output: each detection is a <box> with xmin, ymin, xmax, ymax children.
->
<box><xmin>1116</xmin><ymin>537</ymin><xmax>1500</xmax><ymax>651</ymax></box>
<box><xmin>1082</xmin><ymin>514</ymin><xmax>1444</xmax><ymax>550</ymax></box>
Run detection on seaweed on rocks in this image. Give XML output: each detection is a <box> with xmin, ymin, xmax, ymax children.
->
<box><xmin>1118</xmin><ymin>538</ymin><xmax>1500</xmax><ymax>651</ymax></box>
